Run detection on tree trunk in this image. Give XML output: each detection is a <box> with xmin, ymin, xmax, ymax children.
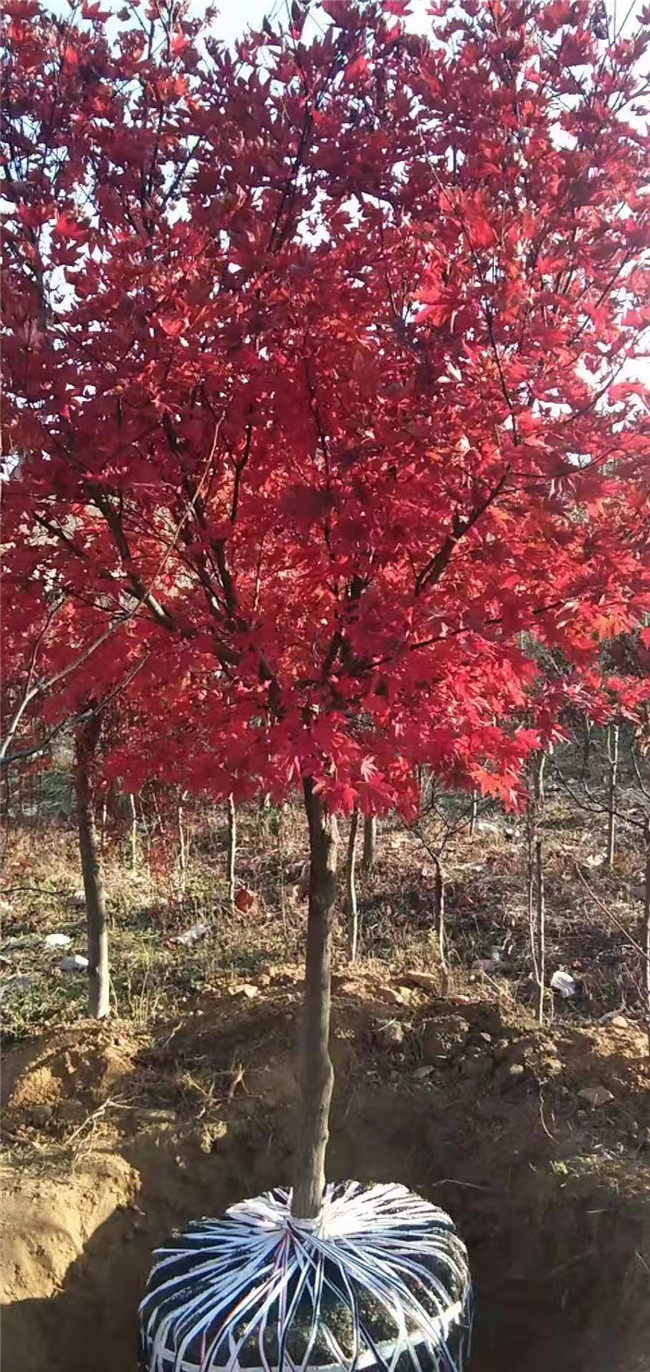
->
<box><xmin>128</xmin><ymin>792</ymin><xmax>138</xmax><ymax>875</ymax></box>
<box><xmin>432</xmin><ymin>853</ymin><xmax>449</xmax><ymax>995</ymax></box>
<box><xmin>643</xmin><ymin>816</ymin><xmax>650</xmax><ymax>1051</ymax></box>
<box><xmin>100</xmin><ymin>793</ymin><xmax>109</xmax><ymax>854</ymax></box>
<box><xmin>227</xmin><ymin>794</ymin><xmax>236</xmax><ymax>911</ymax></box>
<box><xmin>581</xmin><ymin>718</ymin><xmax>592</xmax><ymax>782</ymax></box>
<box><xmin>177</xmin><ymin>793</ymin><xmax>187</xmax><ymax>893</ymax></box>
<box><xmin>606</xmin><ymin>721</ymin><xmax>619</xmax><ymax>869</ymax></box>
<box><xmin>535</xmin><ymin>835</ymin><xmax>545</xmax><ymax>1027</ymax></box>
<box><xmin>75</xmin><ymin>714</ymin><xmax>110</xmax><ymax>1019</ymax></box>
<box><xmin>292</xmin><ymin>778</ymin><xmax>338</xmax><ymax>1220</ymax></box>
<box><xmin>469</xmin><ymin>789</ymin><xmax>478</xmax><ymax>837</ymax></box>
<box><xmin>362</xmin><ymin>814</ymin><xmax>376</xmax><ymax>872</ymax></box>
<box><xmin>528</xmin><ymin>752</ymin><xmax>546</xmax><ymax>1026</ymax></box>
<box><xmin>346</xmin><ymin>806</ymin><xmax>360</xmax><ymax>962</ymax></box>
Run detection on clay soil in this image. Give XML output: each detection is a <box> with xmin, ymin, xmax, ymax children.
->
<box><xmin>2</xmin><ymin>775</ymin><xmax>650</xmax><ymax>1371</ymax></box>
<box><xmin>2</xmin><ymin>968</ymin><xmax>650</xmax><ymax>1372</ymax></box>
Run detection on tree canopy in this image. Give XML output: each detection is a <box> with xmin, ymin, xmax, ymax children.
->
<box><xmin>3</xmin><ymin>0</ymin><xmax>649</xmax><ymax>811</ymax></box>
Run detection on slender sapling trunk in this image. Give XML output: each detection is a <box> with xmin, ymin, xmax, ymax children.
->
<box><xmin>293</xmin><ymin>778</ymin><xmax>338</xmax><ymax>1220</ymax></box>
<box><xmin>527</xmin><ymin>751</ymin><xmax>546</xmax><ymax>1026</ymax></box>
<box><xmin>75</xmin><ymin>713</ymin><xmax>110</xmax><ymax>1019</ymax></box>
<box><xmin>581</xmin><ymin>718</ymin><xmax>592</xmax><ymax>783</ymax></box>
<box><xmin>535</xmin><ymin>835</ymin><xmax>545</xmax><ymax>1027</ymax></box>
<box><xmin>607</xmin><ymin>721</ymin><xmax>620</xmax><ymax>869</ymax></box>
<box><xmin>129</xmin><ymin>792</ymin><xmax>138</xmax><ymax>875</ymax></box>
<box><xmin>177</xmin><ymin>791</ymin><xmax>188</xmax><ymax>893</ymax></box>
<box><xmin>432</xmin><ymin>853</ymin><xmax>449</xmax><ymax>995</ymax></box>
<box><xmin>346</xmin><ymin>806</ymin><xmax>360</xmax><ymax>962</ymax></box>
<box><xmin>469</xmin><ymin>789</ymin><xmax>478</xmax><ymax>837</ymax></box>
<box><xmin>643</xmin><ymin>815</ymin><xmax>650</xmax><ymax>1050</ymax></box>
<box><xmin>362</xmin><ymin>814</ymin><xmax>376</xmax><ymax>872</ymax></box>
<box><xmin>227</xmin><ymin>793</ymin><xmax>236</xmax><ymax>911</ymax></box>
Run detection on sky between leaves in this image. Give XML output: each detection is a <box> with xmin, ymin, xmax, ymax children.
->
<box><xmin>45</xmin><ymin>0</ymin><xmax>649</xmax><ymax>49</ymax></box>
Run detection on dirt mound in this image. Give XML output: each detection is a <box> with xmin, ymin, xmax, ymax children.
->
<box><xmin>1</xmin><ymin>1154</ymin><xmax>137</xmax><ymax>1305</ymax></box>
<box><xmin>2</xmin><ymin>980</ymin><xmax>650</xmax><ymax>1372</ymax></box>
<box><xmin>2</xmin><ymin>1021</ymin><xmax>144</xmax><ymax>1141</ymax></box>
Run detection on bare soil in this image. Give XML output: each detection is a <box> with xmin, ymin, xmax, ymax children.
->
<box><xmin>2</xmin><ymin>765</ymin><xmax>649</xmax><ymax>1370</ymax></box>
<box><xmin>2</xmin><ymin>968</ymin><xmax>649</xmax><ymax>1372</ymax></box>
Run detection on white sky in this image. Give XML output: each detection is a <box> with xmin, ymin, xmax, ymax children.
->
<box><xmin>166</xmin><ymin>0</ymin><xmax>646</xmax><ymax>47</ymax></box>
<box><xmin>215</xmin><ymin>0</ymin><xmax>431</xmax><ymax>47</ymax></box>
<box><xmin>49</xmin><ymin>0</ymin><xmax>645</xmax><ymax>48</ymax></box>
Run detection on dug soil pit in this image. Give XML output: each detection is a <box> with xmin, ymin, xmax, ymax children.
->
<box><xmin>2</xmin><ymin>974</ymin><xmax>649</xmax><ymax>1372</ymax></box>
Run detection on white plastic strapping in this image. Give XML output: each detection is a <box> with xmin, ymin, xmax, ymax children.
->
<box><xmin>139</xmin><ymin>1181</ymin><xmax>472</xmax><ymax>1372</ymax></box>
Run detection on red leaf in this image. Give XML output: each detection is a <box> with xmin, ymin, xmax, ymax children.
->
<box><xmin>159</xmin><ymin>316</ymin><xmax>185</xmax><ymax>337</ymax></box>
<box><xmin>344</xmin><ymin>54</ymin><xmax>368</xmax><ymax>81</ymax></box>
<box><xmin>235</xmin><ymin>887</ymin><xmax>255</xmax><ymax>911</ymax></box>
<box><xmin>54</xmin><ymin>213</ymin><xmax>86</xmax><ymax>242</ymax></box>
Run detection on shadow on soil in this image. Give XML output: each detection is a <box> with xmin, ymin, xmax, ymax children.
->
<box><xmin>3</xmin><ymin>1077</ymin><xmax>650</xmax><ymax>1372</ymax></box>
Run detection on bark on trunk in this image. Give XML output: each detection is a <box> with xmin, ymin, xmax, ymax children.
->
<box><xmin>528</xmin><ymin>752</ymin><xmax>546</xmax><ymax>1026</ymax></box>
<box><xmin>432</xmin><ymin>854</ymin><xmax>449</xmax><ymax>994</ymax></box>
<box><xmin>581</xmin><ymin>719</ymin><xmax>592</xmax><ymax>782</ymax></box>
<box><xmin>346</xmin><ymin>807</ymin><xmax>360</xmax><ymax>962</ymax></box>
<box><xmin>227</xmin><ymin>794</ymin><xmax>236</xmax><ymax>911</ymax></box>
<box><xmin>469</xmin><ymin>789</ymin><xmax>478</xmax><ymax>837</ymax></box>
<box><xmin>606</xmin><ymin>722</ymin><xmax>619</xmax><ymax>869</ymax></box>
<box><xmin>362</xmin><ymin>814</ymin><xmax>376</xmax><ymax>872</ymax></box>
<box><xmin>75</xmin><ymin>714</ymin><xmax>110</xmax><ymax>1020</ymax></box>
<box><xmin>129</xmin><ymin>792</ymin><xmax>138</xmax><ymax>875</ymax></box>
<box><xmin>643</xmin><ymin>816</ymin><xmax>650</xmax><ymax>1050</ymax></box>
<box><xmin>535</xmin><ymin>835</ymin><xmax>546</xmax><ymax>1027</ymax></box>
<box><xmin>177</xmin><ymin>795</ymin><xmax>187</xmax><ymax>893</ymax></box>
<box><xmin>292</xmin><ymin>778</ymin><xmax>338</xmax><ymax>1220</ymax></box>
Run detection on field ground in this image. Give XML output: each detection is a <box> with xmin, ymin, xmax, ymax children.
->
<box><xmin>1</xmin><ymin>770</ymin><xmax>649</xmax><ymax>1371</ymax></box>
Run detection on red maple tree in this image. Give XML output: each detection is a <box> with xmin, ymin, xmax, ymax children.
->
<box><xmin>3</xmin><ymin>0</ymin><xmax>649</xmax><ymax>1213</ymax></box>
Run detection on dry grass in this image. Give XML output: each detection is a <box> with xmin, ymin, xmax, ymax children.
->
<box><xmin>1</xmin><ymin>736</ymin><xmax>648</xmax><ymax>1048</ymax></box>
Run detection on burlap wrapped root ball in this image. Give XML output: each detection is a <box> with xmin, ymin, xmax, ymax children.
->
<box><xmin>139</xmin><ymin>1181</ymin><xmax>472</xmax><ymax>1372</ymax></box>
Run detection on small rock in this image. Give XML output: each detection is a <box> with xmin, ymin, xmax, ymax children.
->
<box><xmin>44</xmin><ymin>933</ymin><xmax>72</xmax><ymax>950</ymax></box>
<box><xmin>378</xmin><ymin>1021</ymin><xmax>405</xmax><ymax>1049</ymax></box>
<box><xmin>69</xmin><ymin>889</ymin><xmax>87</xmax><ymax>908</ymax></box>
<box><xmin>171</xmin><ymin>922</ymin><xmax>210</xmax><ymax>947</ymax></box>
<box><xmin>396</xmin><ymin>985</ymin><xmax>415</xmax><ymax>1005</ymax></box>
<box><xmin>382</xmin><ymin>987</ymin><xmax>407</xmax><ymax>1007</ymax></box>
<box><xmin>399</xmin><ymin>971</ymin><xmax>439</xmax><ymax>994</ymax></box>
<box><xmin>413</xmin><ymin>1065</ymin><xmax>434</xmax><ymax>1081</ymax></box>
<box><xmin>610</xmin><ymin>1015</ymin><xmax>628</xmax><ymax>1030</ymax></box>
<box><xmin>240</xmin><ymin>983</ymin><xmax>260</xmax><ymax>1000</ymax></box>
<box><xmin>578</xmin><ymin>1086</ymin><xmax>614</xmax><ymax>1108</ymax></box>
<box><xmin>60</xmin><ymin>954</ymin><xmax>89</xmax><ymax>972</ymax></box>
<box><xmin>337</xmin><ymin>980</ymin><xmax>362</xmax><ymax>996</ymax></box>
<box><xmin>551</xmin><ymin>970</ymin><xmax>577</xmax><ymax>999</ymax></box>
